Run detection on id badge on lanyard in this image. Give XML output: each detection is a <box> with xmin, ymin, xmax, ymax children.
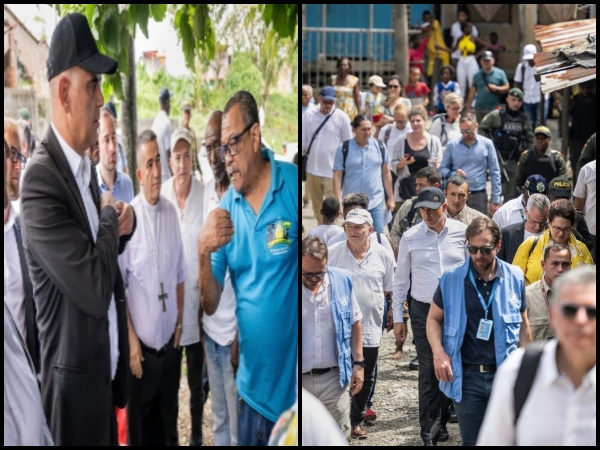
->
<box><xmin>469</xmin><ymin>269</ymin><xmax>498</xmax><ymax>341</ymax></box>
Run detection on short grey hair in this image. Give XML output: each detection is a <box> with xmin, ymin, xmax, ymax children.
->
<box><xmin>527</xmin><ymin>193</ymin><xmax>551</xmax><ymax>213</ymax></box>
<box><xmin>302</xmin><ymin>236</ymin><xmax>328</xmax><ymax>261</ymax></box>
<box><xmin>551</xmin><ymin>266</ymin><xmax>596</xmax><ymax>305</ymax></box>
<box><xmin>459</xmin><ymin>112</ymin><xmax>477</xmax><ymax>125</ymax></box>
<box><xmin>224</xmin><ymin>90</ymin><xmax>260</xmax><ymax>128</ymax></box>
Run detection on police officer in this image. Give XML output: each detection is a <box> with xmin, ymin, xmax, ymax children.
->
<box><xmin>479</xmin><ymin>87</ymin><xmax>533</xmax><ymax>202</ymax></box>
<box><xmin>514</xmin><ymin>126</ymin><xmax>566</xmax><ymax>194</ymax></box>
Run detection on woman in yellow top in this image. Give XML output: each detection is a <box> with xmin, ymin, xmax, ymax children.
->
<box><xmin>330</xmin><ymin>57</ymin><xmax>360</xmax><ymax>120</ymax></box>
<box><xmin>441</xmin><ymin>22</ymin><xmax>487</xmax><ymax>102</ymax></box>
<box><xmin>513</xmin><ymin>199</ymin><xmax>593</xmax><ymax>285</ymax></box>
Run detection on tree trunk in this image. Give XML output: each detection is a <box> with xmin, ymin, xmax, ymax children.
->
<box><xmin>123</xmin><ymin>36</ymin><xmax>139</xmax><ymax>195</ymax></box>
<box><xmin>393</xmin><ymin>5</ymin><xmax>409</xmax><ymax>83</ymax></box>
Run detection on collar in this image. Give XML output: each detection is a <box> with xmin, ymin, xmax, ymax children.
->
<box><xmin>537</xmin><ymin>339</ymin><xmax>597</xmax><ymax>388</ymax></box>
<box><xmin>541</xmin><ymin>272</ymin><xmax>552</xmax><ymax>293</ymax></box>
<box><xmin>469</xmin><ymin>258</ymin><xmax>503</xmax><ymax>281</ymax></box>
<box><xmin>423</xmin><ymin>218</ymin><xmax>448</xmax><ymax>236</ymax></box>
<box><xmin>4</xmin><ymin>203</ymin><xmax>17</xmax><ymax>233</ymax></box>
<box><xmin>140</xmin><ymin>191</ymin><xmax>161</xmax><ymax>213</ymax></box>
<box><xmin>232</xmin><ymin>148</ymin><xmax>279</xmax><ymax>202</ymax></box>
<box><xmin>446</xmin><ymin>206</ymin><xmax>466</xmax><ymax>220</ymax></box>
<box><xmin>534</xmin><ymin>146</ymin><xmax>553</xmax><ymax>157</ymax></box>
<box><xmin>460</xmin><ymin>136</ymin><xmax>479</xmax><ymax>147</ymax></box>
<box><xmin>51</xmin><ymin>122</ymin><xmax>90</xmax><ymax>188</ymax></box>
<box><xmin>96</xmin><ymin>166</ymin><xmax>123</xmax><ymax>190</ymax></box>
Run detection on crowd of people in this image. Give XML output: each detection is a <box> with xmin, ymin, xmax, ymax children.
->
<box><xmin>302</xmin><ymin>7</ymin><xmax>596</xmax><ymax>446</ymax></box>
<box><xmin>5</xmin><ymin>12</ymin><xmax>298</xmax><ymax>447</ymax></box>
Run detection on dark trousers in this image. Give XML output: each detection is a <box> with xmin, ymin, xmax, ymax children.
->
<box><xmin>410</xmin><ymin>300</ymin><xmax>450</xmax><ymax>442</ymax></box>
<box><xmin>467</xmin><ymin>191</ymin><xmax>488</xmax><ymax>216</ymax></box>
<box><xmin>350</xmin><ymin>346</ymin><xmax>379</xmax><ymax>426</ymax></box>
<box><xmin>184</xmin><ymin>341</ymin><xmax>205</xmax><ymax>446</ymax></box>
<box><xmin>128</xmin><ymin>337</ymin><xmax>182</xmax><ymax>446</ymax></box>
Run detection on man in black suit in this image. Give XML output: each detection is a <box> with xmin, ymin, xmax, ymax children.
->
<box><xmin>497</xmin><ymin>193</ymin><xmax>550</xmax><ymax>263</ymax></box>
<box><xmin>20</xmin><ymin>13</ymin><xmax>136</xmax><ymax>446</ymax></box>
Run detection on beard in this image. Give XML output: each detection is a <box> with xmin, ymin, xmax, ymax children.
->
<box><xmin>7</xmin><ymin>180</ymin><xmax>19</xmax><ymax>202</ymax></box>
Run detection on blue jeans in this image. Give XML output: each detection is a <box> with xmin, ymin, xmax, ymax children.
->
<box><xmin>238</xmin><ymin>395</ymin><xmax>275</xmax><ymax>446</ymax></box>
<box><xmin>368</xmin><ymin>201</ymin><xmax>384</xmax><ymax>233</ymax></box>
<box><xmin>204</xmin><ymin>332</ymin><xmax>238</xmax><ymax>446</ymax></box>
<box><xmin>523</xmin><ymin>102</ymin><xmax>540</xmax><ymax>129</ymax></box>
<box><xmin>453</xmin><ymin>369</ymin><xmax>496</xmax><ymax>446</ymax></box>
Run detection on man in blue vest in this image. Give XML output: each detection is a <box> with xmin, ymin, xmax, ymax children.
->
<box><xmin>427</xmin><ymin>216</ymin><xmax>532</xmax><ymax>445</ymax></box>
<box><xmin>302</xmin><ymin>236</ymin><xmax>364</xmax><ymax>439</ymax></box>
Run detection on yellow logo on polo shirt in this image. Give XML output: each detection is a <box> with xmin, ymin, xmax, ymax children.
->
<box><xmin>268</xmin><ymin>219</ymin><xmax>292</xmax><ymax>254</ymax></box>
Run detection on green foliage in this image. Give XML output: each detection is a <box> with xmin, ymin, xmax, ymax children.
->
<box><xmin>260</xmin><ymin>4</ymin><xmax>298</xmax><ymax>39</ymax></box>
<box><xmin>224</xmin><ymin>53</ymin><xmax>262</xmax><ymax>108</ymax></box>
<box><xmin>263</xmin><ymin>92</ymin><xmax>298</xmax><ymax>155</ymax></box>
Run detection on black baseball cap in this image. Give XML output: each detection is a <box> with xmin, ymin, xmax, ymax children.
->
<box><xmin>414</xmin><ymin>187</ymin><xmax>446</xmax><ymax>209</ymax></box>
<box><xmin>47</xmin><ymin>13</ymin><xmax>118</xmax><ymax>81</ymax></box>
<box><xmin>549</xmin><ymin>176</ymin><xmax>572</xmax><ymax>199</ymax></box>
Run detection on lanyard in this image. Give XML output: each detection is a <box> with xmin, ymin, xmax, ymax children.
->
<box><xmin>518</xmin><ymin>208</ymin><xmax>526</xmax><ymax>222</ymax></box>
<box><xmin>541</xmin><ymin>277</ymin><xmax>551</xmax><ymax>313</ymax></box>
<box><xmin>468</xmin><ymin>268</ymin><xmax>498</xmax><ymax>320</ymax></box>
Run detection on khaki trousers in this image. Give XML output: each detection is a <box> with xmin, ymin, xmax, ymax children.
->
<box><xmin>305</xmin><ymin>173</ymin><xmax>334</xmax><ymax>225</ymax></box>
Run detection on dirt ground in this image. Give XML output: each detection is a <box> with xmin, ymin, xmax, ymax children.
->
<box><xmin>348</xmin><ymin>329</ymin><xmax>462</xmax><ymax>446</ymax></box>
<box><xmin>177</xmin><ymin>362</ymin><xmax>215</xmax><ymax>446</ymax></box>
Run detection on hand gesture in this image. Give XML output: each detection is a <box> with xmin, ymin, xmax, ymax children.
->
<box><xmin>198</xmin><ymin>208</ymin><xmax>235</xmax><ymax>254</ymax></box>
<box><xmin>115</xmin><ymin>201</ymin><xmax>134</xmax><ymax>237</ymax></box>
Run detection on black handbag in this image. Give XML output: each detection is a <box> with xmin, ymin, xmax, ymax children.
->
<box><xmin>398</xmin><ymin>175</ymin><xmax>417</xmax><ymax>200</ymax></box>
<box><xmin>302</xmin><ymin>110</ymin><xmax>335</xmax><ymax>181</ymax></box>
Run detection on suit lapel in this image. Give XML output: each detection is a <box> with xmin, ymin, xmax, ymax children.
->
<box><xmin>42</xmin><ymin>128</ymin><xmax>95</xmax><ymax>242</ymax></box>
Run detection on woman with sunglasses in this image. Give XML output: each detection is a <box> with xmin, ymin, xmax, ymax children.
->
<box><xmin>378</xmin><ymin>75</ymin><xmax>412</xmax><ymax>129</ymax></box>
<box><xmin>513</xmin><ymin>199</ymin><xmax>593</xmax><ymax>286</ymax></box>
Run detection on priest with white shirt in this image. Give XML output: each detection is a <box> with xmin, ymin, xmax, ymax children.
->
<box><xmin>120</xmin><ymin>129</ymin><xmax>186</xmax><ymax>446</ymax></box>
<box><xmin>200</xmin><ymin>111</ymin><xmax>239</xmax><ymax>446</ymax></box>
<box><xmin>162</xmin><ymin>127</ymin><xmax>206</xmax><ymax>446</ymax></box>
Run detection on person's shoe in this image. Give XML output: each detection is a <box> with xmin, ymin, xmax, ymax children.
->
<box><xmin>409</xmin><ymin>357</ymin><xmax>419</xmax><ymax>370</ymax></box>
<box><xmin>364</xmin><ymin>408</ymin><xmax>377</xmax><ymax>422</ymax></box>
<box><xmin>423</xmin><ymin>439</ymin><xmax>436</xmax><ymax>446</ymax></box>
<box><xmin>351</xmin><ymin>423</ymin><xmax>368</xmax><ymax>439</ymax></box>
<box><xmin>448</xmin><ymin>411</ymin><xmax>458</xmax><ymax>423</ymax></box>
<box><xmin>437</xmin><ymin>427</ymin><xmax>449</xmax><ymax>442</ymax></box>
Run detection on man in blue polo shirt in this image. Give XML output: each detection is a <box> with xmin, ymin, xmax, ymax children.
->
<box><xmin>96</xmin><ymin>107</ymin><xmax>134</xmax><ymax>203</ymax></box>
<box><xmin>198</xmin><ymin>91</ymin><xmax>298</xmax><ymax>446</ymax></box>
<box><xmin>440</xmin><ymin>112</ymin><xmax>502</xmax><ymax>217</ymax></box>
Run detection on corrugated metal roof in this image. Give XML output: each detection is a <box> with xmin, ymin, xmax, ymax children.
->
<box><xmin>533</xmin><ymin>18</ymin><xmax>596</xmax><ymax>94</ymax></box>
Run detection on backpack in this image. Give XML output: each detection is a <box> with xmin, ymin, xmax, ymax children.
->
<box><xmin>513</xmin><ymin>340</ymin><xmax>549</xmax><ymax>424</ymax></box>
<box><xmin>341</xmin><ymin>139</ymin><xmax>389</xmax><ymax>200</ymax></box>
<box><xmin>431</xmin><ymin>113</ymin><xmax>448</xmax><ymax>147</ymax></box>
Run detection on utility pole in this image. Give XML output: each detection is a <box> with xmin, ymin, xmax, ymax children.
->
<box><xmin>393</xmin><ymin>5</ymin><xmax>409</xmax><ymax>83</ymax></box>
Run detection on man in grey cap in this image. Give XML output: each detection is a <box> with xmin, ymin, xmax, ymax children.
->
<box><xmin>393</xmin><ymin>187</ymin><xmax>467</xmax><ymax>445</ymax></box>
<box><xmin>465</xmin><ymin>51</ymin><xmax>509</xmax><ymax>123</ymax></box>
<box><xmin>20</xmin><ymin>12</ymin><xmax>136</xmax><ymax>446</ymax></box>
<box><xmin>152</xmin><ymin>86</ymin><xmax>173</xmax><ymax>182</ymax></box>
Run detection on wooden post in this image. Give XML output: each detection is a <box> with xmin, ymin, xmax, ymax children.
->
<box><xmin>393</xmin><ymin>4</ymin><xmax>409</xmax><ymax>83</ymax></box>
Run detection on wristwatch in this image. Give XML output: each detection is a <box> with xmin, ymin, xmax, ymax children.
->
<box><xmin>353</xmin><ymin>359</ymin><xmax>365</xmax><ymax>367</ymax></box>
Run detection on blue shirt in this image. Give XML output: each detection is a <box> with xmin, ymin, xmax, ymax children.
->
<box><xmin>333</xmin><ymin>137</ymin><xmax>389</xmax><ymax>210</ymax></box>
<box><xmin>472</xmin><ymin>67</ymin><xmax>509</xmax><ymax>110</ymax></box>
<box><xmin>212</xmin><ymin>149</ymin><xmax>298</xmax><ymax>423</ymax></box>
<box><xmin>441</xmin><ymin>134</ymin><xmax>502</xmax><ymax>204</ymax></box>
<box><xmin>96</xmin><ymin>168</ymin><xmax>135</xmax><ymax>203</ymax></box>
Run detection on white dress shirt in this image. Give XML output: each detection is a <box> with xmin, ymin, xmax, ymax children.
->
<box><xmin>51</xmin><ymin>123</ymin><xmax>119</xmax><ymax>380</ymax></box>
<box><xmin>573</xmin><ymin>161</ymin><xmax>596</xmax><ymax>235</ymax></box>
<box><xmin>119</xmin><ymin>194</ymin><xmax>186</xmax><ymax>349</ymax></box>
<box><xmin>492</xmin><ymin>194</ymin><xmax>526</xmax><ymax>229</ymax></box>
<box><xmin>4</xmin><ymin>204</ymin><xmax>26</xmax><ymax>341</ymax></box>
<box><xmin>327</xmin><ymin>231</ymin><xmax>395</xmax><ymax>264</ymax></box>
<box><xmin>201</xmin><ymin>180</ymin><xmax>237</xmax><ymax>347</ymax></box>
<box><xmin>301</xmin><ymin>273</ymin><xmax>362</xmax><ymax>373</ymax></box>
<box><xmin>477</xmin><ymin>338</ymin><xmax>596</xmax><ymax>446</ymax></box>
<box><xmin>151</xmin><ymin>110</ymin><xmax>173</xmax><ymax>182</ymax></box>
<box><xmin>162</xmin><ymin>176</ymin><xmax>205</xmax><ymax>347</ymax></box>
<box><xmin>301</xmin><ymin>106</ymin><xmax>352</xmax><ymax>178</ymax></box>
<box><xmin>328</xmin><ymin>240</ymin><xmax>394</xmax><ymax>347</ymax></box>
<box><xmin>393</xmin><ymin>218</ymin><xmax>467</xmax><ymax>322</ymax></box>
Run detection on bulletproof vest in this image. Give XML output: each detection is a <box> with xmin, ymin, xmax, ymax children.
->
<box><xmin>525</xmin><ymin>149</ymin><xmax>558</xmax><ymax>182</ymax></box>
<box><xmin>498</xmin><ymin>110</ymin><xmax>527</xmax><ymax>160</ymax></box>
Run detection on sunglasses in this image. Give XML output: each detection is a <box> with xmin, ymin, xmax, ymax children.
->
<box><xmin>560</xmin><ymin>304</ymin><xmax>596</xmax><ymax>321</ymax></box>
<box><xmin>460</xmin><ymin>129</ymin><xmax>475</xmax><ymax>136</ymax></box>
<box><xmin>388</xmin><ymin>84</ymin><xmax>400</xmax><ymax>89</ymax></box>
<box><xmin>467</xmin><ymin>245</ymin><xmax>495</xmax><ymax>255</ymax></box>
<box><xmin>302</xmin><ymin>271</ymin><xmax>327</xmax><ymax>282</ymax></box>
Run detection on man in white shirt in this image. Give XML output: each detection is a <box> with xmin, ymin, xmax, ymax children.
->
<box><xmin>492</xmin><ymin>174</ymin><xmax>548</xmax><ymax>228</ymax></box>
<box><xmin>4</xmin><ymin>118</ymin><xmax>40</xmax><ymax>373</ymax></box>
<box><xmin>201</xmin><ymin>111</ymin><xmax>239</xmax><ymax>446</ymax></box>
<box><xmin>302</xmin><ymin>86</ymin><xmax>352</xmax><ymax>224</ymax></box>
<box><xmin>477</xmin><ymin>266</ymin><xmax>596</xmax><ymax>446</ymax></box>
<box><xmin>328</xmin><ymin>209</ymin><xmax>394</xmax><ymax>439</ymax></box>
<box><xmin>514</xmin><ymin>44</ymin><xmax>548</xmax><ymax>130</ymax></box>
<box><xmin>4</xmin><ymin>137</ymin><xmax>53</xmax><ymax>446</ymax></box>
<box><xmin>307</xmin><ymin>197</ymin><xmax>344</xmax><ymax>245</ymax></box>
<box><xmin>151</xmin><ymin>87</ymin><xmax>173</xmax><ymax>182</ymax></box>
<box><xmin>574</xmin><ymin>160</ymin><xmax>596</xmax><ymax>264</ymax></box>
<box><xmin>393</xmin><ymin>187</ymin><xmax>467</xmax><ymax>445</ymax></box>
<box><xmin>302</xmin><ymin>236</ymin><xmax>364</xmax><ymax>440</ymax></box>
<box><xmin>121</xmin><ymin>130</ymin><xmax>186</xmax><ymax>446</ymax></box>
<box><xmin>162</xmin><ymin>127</ymin><xmax>205</xmax><ymax>446</ymax></box>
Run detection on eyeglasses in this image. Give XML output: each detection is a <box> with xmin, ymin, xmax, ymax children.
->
<box><xmin>467</xmin><ymin>245</ymin><xmax>495</xmax><ymax>255</ymax></box>
<box><xmin>8</xmin><ymin>146</ymin><xmax>26</xmax><ymax>165</ymax></box>
<box><xmin>527</xmin><ymin>213</ymin><xmax>548</xmax><ymax>228</ymax></box>
<box><xmin>388</xmin><ymin>84</ymin><xmax>400</xmax><ymax>89</ymax></box>
<box><xmin>460</xmin><ymin>129</ymin><xmax>475</xmax><ymax>136</ymax></box>
<box><xmin>302</xmin><ymin>270</ymin><xmax>327</xmax><ymax>282</ymax></box>
<box><xmin>560</xmin><ymin>304</ymin><xmax>596</xmax><ymax>321</ymax></box>
<box><xmin>550</xmin><ymin>225</ymin><xmax>572</xmax><ymax>235</ymax></box>
<box><xmin>218</xmin><ymin>122</ymin><xmax>255</xmax><ymax>163</ymax></box>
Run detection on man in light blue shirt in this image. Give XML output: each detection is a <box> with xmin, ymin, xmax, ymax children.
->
<box><xmin>441</xmin><ymin>112</ymin><xmax>501</xmax><ymax>217</ymax></box>
<box><xmin>96</xmin><ymin>108</ymin><xmax>134</xmax><ymax>203</ymax></box>
<box><xmin>332</xmin><ymin>114</ymin><xmax>395</xmax><ymax>233</ymax></box>
<box><xmin>198</xmin><ymin>91</ymin><xmax>298</xmax><ymax>447</ymax></box>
